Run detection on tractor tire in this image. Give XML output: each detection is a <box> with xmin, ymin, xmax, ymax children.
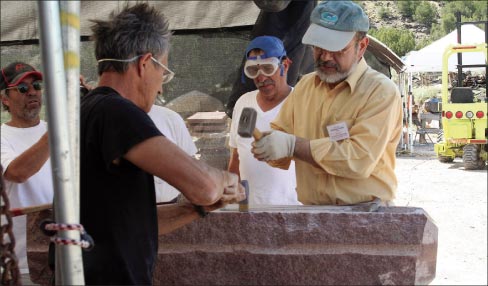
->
<box><xmin>463</xmin><ymin>144</ymin><xmax>486</xmax><ymax>170</ymax></box>
<box><xmin>439</xmin><ymin>156</ymin><xmax>454</xmax><ymax>163</ymax></box>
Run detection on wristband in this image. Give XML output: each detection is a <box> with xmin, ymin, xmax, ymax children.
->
<box><xmin>193</xmin><ymin>205</ymin><xmax>209</xmax><ymax>218</ymax></box>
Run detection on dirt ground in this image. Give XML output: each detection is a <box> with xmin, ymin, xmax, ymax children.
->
<box><xmin>395</xmin><ymin>143</ymin><xmax>487</xmax><ymax>285</ymax></box>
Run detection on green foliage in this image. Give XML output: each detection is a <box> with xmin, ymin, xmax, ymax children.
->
<box><xmin>369</xmin><ymin>27</ymin><xmax>416</xmax><ymax>57</ymax></box>
<box><xmin>415</xmin><ymin>37</ymin><xmax>432</xmax><ymax>51</ymax></box>
<box><xmin>413</xmin><ymin>1</ymin><xmax>437</xmax><ymax>28</ymax></box>
<box><xmin>412</xmin><ymin>1</ymin><xmax>487</xmax><ymax>50</ymax></box>
<box><xmin>370</xmin><ymin>1</ymin><xmax>486</xmax><ymax>57</ymax></box>
<box><xmin>396</xmin><ymin>1</ymin><xmax>415</xmax><ymax>18</ymax></box>
<box><xmin>439</xmin><ymin>1</ymin><xmax>487</xmax><ymax>33</ymax></box>
<box><xmin>414</xmin><ymin>85</ymin><xmax>441</xmax><ymax>104</ymax></box>
<box><xmin>378</xmin><ymin>6</ymin><xmax>389</xmax><ymax>20</ymax></box>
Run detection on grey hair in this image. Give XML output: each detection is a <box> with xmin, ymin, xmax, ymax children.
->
<box><xmin>90</xmin><ymin>3</ymin><xmax>171</xmax><ymax>76</ymax></box>
<box><xmin>355</xmin><ymin>32</ymin><xmax>367</xmax><ymax>41</ymax></box>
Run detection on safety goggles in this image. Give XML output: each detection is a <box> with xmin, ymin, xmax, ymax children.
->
<box><xmin>6</xmin><ymin>80</ymin><xmax>43</xmax><ymax>94</ymax></box>
<box><xmin>98</xmin><ymin>55</ymin><xmax>175</xmax><ymax>84</ymax></box>
<box><xmin>244</xmin><ymin>57</ymin><xmax>281</xmax><ymax>79</ymax></box>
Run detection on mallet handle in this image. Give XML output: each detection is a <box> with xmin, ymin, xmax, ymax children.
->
<box><xmin>9</xmin><ymin>203</ymin><xmax>52</xmax><ymax>217</ymax></box>
<box><xmin>253</xmin><ymin>128</ymin><xmax>263</xmax><ymax>140</ymax></box>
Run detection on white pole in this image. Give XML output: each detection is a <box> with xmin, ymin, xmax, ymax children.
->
<box><xmin>60</xmin><ymin>0</ymin><xmax>80</xmax><ymax>215</ymax></box>
<box><xmin>37</xmin><ymin>1</ymin><xmax>85</xmax><ymax>284</ymax></box>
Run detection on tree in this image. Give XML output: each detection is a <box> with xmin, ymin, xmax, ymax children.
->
<box><xmin>414</xmin><ymin>1</ymin><xmax>437</xmax><ymax>29</ymax></box>
<box><xmin>378</xmin><ymin>6</ymin><xmax>389</xmax><ymax>20</ymax></box>
<box><xmin>440</xmin><ymin>1</ymin><xmax>487</xmax><ymax>33</ymax></box>
<box><xmin>396</xmin><ymin>1</ymin><xmax>415</xmax><ymax>18</ymax></box>
<box><xmin>369</xmin><ymin>27</ymin><xmax>416</xmax><ymax>57</ymax></box>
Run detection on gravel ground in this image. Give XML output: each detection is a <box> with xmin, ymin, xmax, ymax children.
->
<box><xmin>395</xmin><ymin>143</ymin><xmax>487</xmax><ymax>285</ymax></box>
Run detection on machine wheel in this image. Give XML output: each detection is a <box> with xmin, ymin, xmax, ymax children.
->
<box><xmin>439</xmin><ymin>156</ymin><xmax>454</xmax><ymax>163</ymax></box>
<box><xmin>463</xmin><ymin>144</ymin><xmax>485</xmax><ymax>170</ymax></box>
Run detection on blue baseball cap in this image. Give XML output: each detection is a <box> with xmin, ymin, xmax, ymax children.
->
<box><xmin>245</xmin><ymin>36</ymin><xmax>286</xmax><ymax>60</ymax></box>
<box><xmin>302</xmin><ymin>1</ymin><xmax>369</xmax><ymax>52</ymax></box>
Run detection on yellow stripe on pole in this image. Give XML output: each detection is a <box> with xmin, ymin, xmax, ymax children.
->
<box><xmin>64</xmin><ymin>51</ymin><xmax>80</xmax><ymax>69</ymax></box>
<box><xmin>60</xmin><ymin>11</ymin><xmax>80</xmax><ymax>29</ymax></box>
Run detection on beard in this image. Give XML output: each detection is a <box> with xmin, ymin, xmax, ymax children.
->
<box><xmin>315</xmin><ymin>59</ymin><xmax>357</xmax><ymax>84</ymax></box>
<box><xmin>22</xmin><ymin>107</ymin><xmax>41</xmax><ymax>120</ymax></box>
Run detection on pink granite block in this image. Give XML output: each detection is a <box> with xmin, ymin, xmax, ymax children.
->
<box><xmin>27</xmin><ymin>206</ymin><xmax>437</xmax><ymax>285</ymax></box>
<box><xmin>154</xmin><ymin>207</ymin><xmax>437</xmax><ymax>285</ymax></box>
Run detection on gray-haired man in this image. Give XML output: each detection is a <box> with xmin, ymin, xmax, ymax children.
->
<box><xmin>252</xmin><ymin>1</ymin><xmax>403</xmax><ymax>206</ymax></box>
<box><xmin>81</xmin><ymin>3</ymin><xmax>245</xmax><ymax>284</ymax></box>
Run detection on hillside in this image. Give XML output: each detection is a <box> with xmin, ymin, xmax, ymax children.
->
<box><xmin>361</xmin><ymin>1</ymin><xmax>442</xmax><ymax>45</ymax></box>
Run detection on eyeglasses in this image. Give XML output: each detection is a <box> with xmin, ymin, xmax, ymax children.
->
<box><xmin>244</xmin><ymin>57</ymin><xmax>281</xmax><ymax>79</ymax></box>
<box><xmin>150</xmin><ymin>57</ymin><xmax>175</xmax><ymax>84</ymax></box>
<box><xmin>313</xmin><ymin>40</ymin><xmax>357</xmax><ymax>57</ymax></box>
<box><xmin>5</xmin><ymin>81</ymin><xmax>43</xmax><ymax>94</ymax></box>
<box><xmin>97</xmin><ymin>55</ymin><xmax>175</xmax><ymax>84</ymax></box>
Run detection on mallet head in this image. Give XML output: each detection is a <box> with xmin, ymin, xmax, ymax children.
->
<box><xmin>238</xmin><ymin>107</ymin><xmax>257</xmax><ymax>138</ymax></box>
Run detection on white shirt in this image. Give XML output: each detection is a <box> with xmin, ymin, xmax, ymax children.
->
<box><xmin>229</xmin><ymin>90</ymin><xmax>300</xmax><ymax>206</ymax></box>
<box><xmin>148</xmin><ymin>105</ymin><xmax>197</xmax><ymax>202</ymax></box>
<box><xmin>1</xmin><ymin>120</ymin><xmax>53</xmax><ymax>274</ymax></box>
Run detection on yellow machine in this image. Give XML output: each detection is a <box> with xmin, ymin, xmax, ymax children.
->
<box><xmin>434</xmin><ymin>42</ymin><xmax>487</xmax><ymax>169</ymax></box>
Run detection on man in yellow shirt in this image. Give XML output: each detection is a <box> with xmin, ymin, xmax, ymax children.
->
<box><xmin>251</xmin><ymin>1</ymin><xmax>403</xmax><ymax>205</ymax></box>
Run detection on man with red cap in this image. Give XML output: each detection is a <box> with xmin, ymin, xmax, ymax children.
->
<box><xmin>0</xmin><ymin>61</ymin><xmax>52</xmax><ymax>284</ymax></box>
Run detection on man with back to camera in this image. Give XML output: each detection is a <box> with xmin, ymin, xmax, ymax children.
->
<box><xmin>0</xmin><ymin>62</ymin><xmax>52</xmax><ymax>285</ymax></box>
<box><xmin>79</xmin><ymin>76</ymin><xmax>198</xmax><ymax>203</ymax></box>
<box><xmin>228</xmin><ymin>36</ymin><xmax>300</xmax><ymax>206</ymax></box>
<box><xmin>251</xmin><ymin>1</ymin><xmax>403</xmax><ymax>206</ymax></box>
<box><xmin>81</xmin><ymin>3</ymin><xmax>245</xmax><ymax>284</ymax></box>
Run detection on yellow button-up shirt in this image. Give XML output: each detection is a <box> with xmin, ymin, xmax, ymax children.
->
<box><xmin>271</xmin><ymin>58</ymin><xmax>403</xmax><ymax>205</ymax></box>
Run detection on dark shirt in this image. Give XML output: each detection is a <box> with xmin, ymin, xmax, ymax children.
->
<box><xmin>80</xmin><ymin>87</ymin><xmax>162</xmax><ymax>285</ymax></box>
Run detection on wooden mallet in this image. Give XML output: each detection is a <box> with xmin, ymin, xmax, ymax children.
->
<box><xmin>9</xmin><ymin>203</ymin><xmax>52</xmax><ymax>217</ymax></box>
<box><xmin>237</xmin><ymin>107</ymin><xmax>265</xmax><ymax>212</ymax></box>
<box><xmin>238</xmin><ymin>107</ymin><xmax>291</xmax><ymax>171</ymax></box>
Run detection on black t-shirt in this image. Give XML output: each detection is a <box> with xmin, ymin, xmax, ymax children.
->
<box><xmin>80</xmin><ymin>87</ymin><xmax>162</xmax><ymax>285</ymax></box>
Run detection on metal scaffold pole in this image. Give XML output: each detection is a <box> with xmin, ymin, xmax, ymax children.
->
<box><xmin>37</xmin><ymin>1</ymin><xmax>84</xmax><ymax>284</ymax></box>
<box><xmin>407</xmin><ymin>72</ymin><xmax>414</xmax><ymax>153</ymax></box>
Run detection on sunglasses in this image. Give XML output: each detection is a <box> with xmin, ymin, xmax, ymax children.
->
<box><xmin>6</xmin><ymin>80</ymin><xmax>43</xmax><ymax>94</ymax></box>
<box><xmin>312</xmin><ymin>40</ymin><xmax>358</xmax><ymax>57</ymax></box>
<box><xmin>244</xmin><ymin>57</ymin><xmax>281</xmax><ymax>79</ymax></box>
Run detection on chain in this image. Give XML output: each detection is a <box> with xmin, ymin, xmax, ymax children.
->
<box><xmin>1</xmin><ymin>164</ymin><xmax>21</xmax><ymax>285</ymax></box>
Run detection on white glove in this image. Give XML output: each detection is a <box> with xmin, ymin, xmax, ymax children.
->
<box><xmin>252</xmin><ymin>130</ymin><xmax>296</xmax><ymax>161</ymax></box>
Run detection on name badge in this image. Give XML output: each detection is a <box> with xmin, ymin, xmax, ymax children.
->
<box><xmin>326</xmin><ymin>122</ymin><xmax>350</xmax><ymax>142</ymax></box>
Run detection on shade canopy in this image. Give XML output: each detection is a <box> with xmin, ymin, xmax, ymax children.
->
<box><xmin>404</xmin><ymin>24</ymin><xmax>486</xmax><ymax>73</ymax></box>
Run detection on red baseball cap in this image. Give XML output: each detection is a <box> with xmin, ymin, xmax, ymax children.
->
<box><xmin>0</xmin><ymin>62</ymin><xmax>43</xmax><ymax>90</ymax></box>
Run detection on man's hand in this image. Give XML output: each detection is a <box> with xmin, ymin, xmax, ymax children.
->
<box><xmin>157</xmin><ymin>172</ymin><xmax>245</xmax><ymax>235</ymax></box>
<box><xmin>251</xmin><ymin>130</ymin><xmax>296</xmax><ymax>161</ymax></box>
<box><xmin>205</xmin><ymin>172</ymin><xmax>246</xmax><ymax>211</ymax></box>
